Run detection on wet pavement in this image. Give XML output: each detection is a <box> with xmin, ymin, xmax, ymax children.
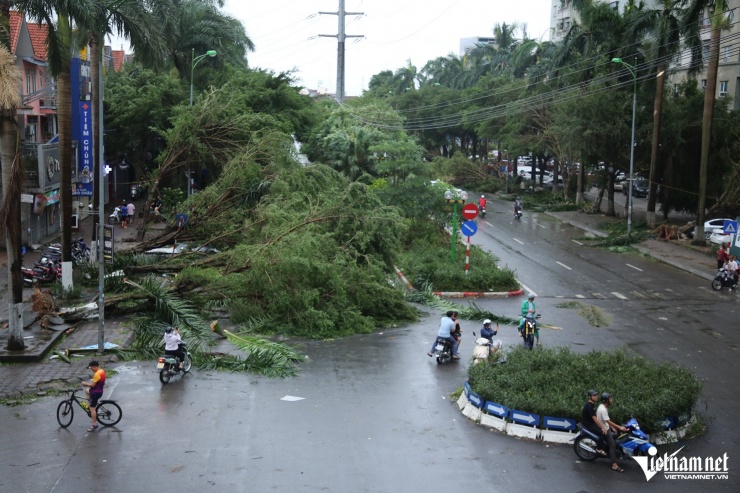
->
<box><xmin>0</xmin><ymin>192</ymin><xmax>725</xmax><ymax>399</ymax></box>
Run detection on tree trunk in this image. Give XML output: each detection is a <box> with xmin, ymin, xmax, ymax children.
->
<box><xmin>646</xmin><ymin>63</ymin><xmax>666</xmax><ymax>228</ymax></box>
<box><xmin>1</xmin><ymin>119</ymin><xmax>25</xmax><ymax>350</ymax></box>
<box><xmin>693</xmin><ymin>9</ymin><xmax>722</xmax><ymax>246</ymax></box>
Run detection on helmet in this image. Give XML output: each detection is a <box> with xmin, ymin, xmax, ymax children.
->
<box><xmin>587</xmin><ymin>389</ymin><xmax>598</xmax><ymax>397</ymax></box>
<box><xmin>165</xmin><ymin>327</ymin><xmax>173</xmax><ymax>334</ymax></box>
<box><xmin>483</xmin><ymin>319</ymin><xmax>492</xmax><ymax>325</ymax></box>
<box><xmin>481</xmin><ymin>195</ymin><xmax>485</xmax><ymax>198</ymax></box>
<box><xmin>528</xmin><ymin>293</ymin><xmax>535</xmax><ymax>300</ymax></box>
<box><xmin>601</xmin><ymin>392</ymin><xmax>612</xmax><ymax>403</ymax></box>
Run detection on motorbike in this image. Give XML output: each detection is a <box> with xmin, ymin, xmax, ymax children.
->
<box><xmin>514</xmin><ymin>203</ymin><xmax>522</xmax><ymax>220</ymax></box>
<box><xmin>471</xmin><ymin>333</ymin><xmax>504</xmax><ymax>365</ymax></box>
<box><xmin>432</xmin><ymin>337</ymin><xmax>457</xmax><ymax>364</ymax></box>
<box><xmin>573</xmin><ymin>417</ymin><xmax>656</xmax><ymax>462</ymax></box>
<box><xmin>518</xmin><ymin>314</ymin><xmax>540</xmax><ymax>350</ymax></box>
<box><xmin>478</xmin><ymin>204</ymin><xmax>487</xmax><ymax>218</ymax></box>
<box><xmin>157</xmin><ymin>342</ymin><xmax>193</xmax><ymax>384</ymax></box>
<box><xmin>108</xmin><ymin>206</ymin><xmax>123</xmax><ymax>224</ymax></box>
<box><xmin>711</xmin><ymin>269</ymin><xmax>737</xmax><ymax>291</ymax></box>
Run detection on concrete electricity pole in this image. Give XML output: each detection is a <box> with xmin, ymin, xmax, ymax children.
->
<box><xmin>319</xmin><ymin>0</ymin><xmax>363</xmax><ymax>103</ymax></box>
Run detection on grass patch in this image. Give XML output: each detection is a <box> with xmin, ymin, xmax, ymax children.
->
<box><xmin>556</xmin><ymin>301</ymin><xmax>610</xmax><ymax>327</ymax></box>
<box><xmin>467</xmin><ymin>346</ymin><xmax>702</xmax><ymax>433</ymax></box>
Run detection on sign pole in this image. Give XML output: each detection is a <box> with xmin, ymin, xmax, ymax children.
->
<box><xmin>465</xmin><ymin>236</ymin><xmax>471</xmax><ymax>275</ymax></box>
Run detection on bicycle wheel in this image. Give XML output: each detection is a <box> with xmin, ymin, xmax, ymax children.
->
<box><xmin>96</xmin><ymin>401</ymin><xmax>122</xmax><ymax>426</ymax></box>
<box><xmin>56</xmin><ymin>400</ymin><xmax>74</xmax><ymax>428</ymax></box>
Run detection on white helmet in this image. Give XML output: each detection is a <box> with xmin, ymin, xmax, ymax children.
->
<box><xmin>481</xmin><ymin>195</ymin><xmax>485</xmax><ymax>198</ymax></box>
<box><xmin>483</xmin><ymin>319</ymin><xmax>492</xmax><ymax>325</ymax></box>
<box><xmin>528</xmin><ymin>293</ymin><xmax>535</xmax><ymax>300</ymax></box>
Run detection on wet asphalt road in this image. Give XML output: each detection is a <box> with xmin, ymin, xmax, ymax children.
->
<box><xmin>1</xmin><ymin>198</ymin><xmax>738</xmax><ymax>493</ymax></box>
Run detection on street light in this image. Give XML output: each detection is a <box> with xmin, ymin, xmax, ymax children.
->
<box><xmin>612</xmin><ymin>57</ymin><xmax>637</xmax><ymax>236</ymax></box>
<box><xmin>189</xmin><ymin>49</ymin><xmax>217</xmax><ymax>107</ymax></box>
<box><xmin>444</xmin><ymin>188</ymin><xmax>468</xmax><ymax>262</ymax></box>
<box><xmin>188</xmin><ymin>49</ymin><xmax>217</xmax><ymax>196</ymax></box>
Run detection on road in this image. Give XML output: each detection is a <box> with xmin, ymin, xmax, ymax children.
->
<box><xmin>0</xmin><ymin>197</ymin><xmax>737</xmax><ymax>493</ymax></box>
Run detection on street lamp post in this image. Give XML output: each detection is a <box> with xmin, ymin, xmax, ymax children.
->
<box><xmin>188</xmin><ymin>49</ymin><xmax>217</xmax><ymax>196</ymax></box>
<box><xmin>612</xmin><ymin>57</ymin><xmax>637</xmax><ymax>236</ymax></box>
<box><xmin>444</xmin><ymin>189</ymin><xmax>468</xmax><ymax>262</ymax></box>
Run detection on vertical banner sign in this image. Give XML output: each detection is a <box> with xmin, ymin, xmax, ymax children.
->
<box><xmin>103</xmin><ymin>225</ymin><xmax>114</xmax><ymax>264</ymax></box>
<box><xmin>76</xmin><ymin>101</ymin><xmax>94</xmax><ymax>197</ymax></box>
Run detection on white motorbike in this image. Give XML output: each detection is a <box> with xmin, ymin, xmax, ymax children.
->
<box><xmin>108</xmin><ymin>206</ymin><xmax>123</xmax><ymax>224</ymax></box>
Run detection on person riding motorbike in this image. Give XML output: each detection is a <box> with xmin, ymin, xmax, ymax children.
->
<box><xmin>428</xmin><ymin>311</ymin><xmax>459</xmax><ymax>359</ymax></box>
<box><xmin>480</xmin><ymin>319</ymin><xmax>497</xmax><ymax>342</ymax></box>
<box><xmin>596</xmin><ymin>392</ymin><xmax>627</xmax><ymax>473</ymax></box>
<box><xmin>514</xmin><ymin>197</ymin><xmax>522</xmax><ymax>218</ymax></box>
<box><xmin>518</xmin><ymin>293</ymin><xmax>539</xmax><ymax>346</ymax></box>
<box><xmin>478</xmin><ymin>195</ymin><xmax>487</xmax><ymax>215</ymax></box>
<box><xmin>164</xmin><ymin>326</ymin><xmax>185</xmax><ymax>369</ymax></box>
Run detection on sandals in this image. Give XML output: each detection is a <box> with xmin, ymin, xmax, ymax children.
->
<box><xmin>612</xmin><ymin>464</ymin><xmax>625</xmax><ymax>473</ymax></box>
<box><xmin>87</xmin><ymin>424</ymin><xmax>99</xmax><ymax>432</ymax></box>
<box><xmin>427</xmin><ymin>352</ymin><xmax>433</xmax><ymax>357</ymax></box>
<box><xmin>452</xmin><ymin>355</ymin><xmax>461</xmax><ymax>360</ymax></box>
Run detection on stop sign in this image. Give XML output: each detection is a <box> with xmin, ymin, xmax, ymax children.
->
<box><xmin>462</xmin><ymin>203</ymin><xmax>478</xmax><ymax>220</ymax></box>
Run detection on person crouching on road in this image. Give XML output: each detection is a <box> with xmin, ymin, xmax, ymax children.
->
<box><xmin>428</xmin><ymin>311</ymin><xmax>459</xmax><ymax>359</ymax></box>
<box><xmin>81</xmin><ymin>360</ymin><xmax>106</xmax><ymax>432</ymax></box>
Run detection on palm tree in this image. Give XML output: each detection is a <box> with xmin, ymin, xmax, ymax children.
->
<box><xmin>391</xmin><ymin>60</ymin><xmax>419</xmax><ymax>94</ymax></box>
<box><xmin>0</xmin><ymin>43</ymin><xmax>25</xmax><ymax>350</ymax></box>
<box><xmin>629</xmin><ymin>0</ymin><xmax>689</xmax><ymax>227</ymax></box>
<box><xmin>683</xmin><ymin>0</ymin><xmax>729</xmax><ymax>245</ymax></box>
<box><xmin>17</xmin><ymin>0</ymin><xmax>101</xmax><ymax>288</ymax></box>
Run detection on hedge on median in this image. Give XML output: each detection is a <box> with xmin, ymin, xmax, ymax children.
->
<box><xmin>467</xmin><ymin>346</ymin><xmax>702</xmax><ymax>433</ymax></box>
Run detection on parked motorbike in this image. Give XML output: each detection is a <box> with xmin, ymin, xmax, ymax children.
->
<box><xmin>432</xmin><ymin>337</ymin><xmax>457</xmax><ymax>364</ymax></box>
<box><xmin>157</xmin><ymin>343</ymin><xmax>192</xmax><ymax>384</ymax></box>
<box><xmin>573</xmin><ymin>417</ymin><xmax>656</xmax><ymax>462</ymax></box>
<box><xmin>518</xmin><ymin>314</ymin><xmax>540</xmax><ymax>350</ymax></box>
<box><xmin>711</xmin><ymin>269</ymin><xmax>737</xmax><ymax>291</ymax></box>
<box><xmin>471</xmin><ymin>333</ymin><xmax>504</xmax><ymax>365</ymax></box>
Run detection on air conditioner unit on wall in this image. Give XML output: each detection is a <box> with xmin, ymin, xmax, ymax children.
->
<box><xmin>25</xmin><ymin>124</ymin><xmax>36</xmax><ymax>138</ymax></box>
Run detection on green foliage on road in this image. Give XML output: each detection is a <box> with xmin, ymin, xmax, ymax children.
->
<box><xmin>467</xmin><ymin>346</ymin><xmax>702</xmax><ymax>432</ymax></box>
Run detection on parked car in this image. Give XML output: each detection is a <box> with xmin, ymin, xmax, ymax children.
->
<box><xmin>688</xmin><ymin>218</ymin><xmax>737</xmax><ymax>240</ymax></box>
<box><xmin>543</xmin><ymin>176</ymin><xmax>564</xmax><ymax>190</ymax></box>
<box><xmin>708</xmin><ymin>229</ymin><xmax>732</xmax><ymax>246</ymax></box>
<box><xmin>622</xmin><ymin>178</ymin><xmax>648</xmax><ymax>197</ymax></box>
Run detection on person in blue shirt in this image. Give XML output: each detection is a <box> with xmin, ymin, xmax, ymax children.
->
<box><xmin>480</xmin><ymin>319</ymin><xmax>497</xmax><ymax>342</ymax></box>
<box><xmin>428</xmin><ymin>311</ymin><xmax>459</xmax><ymax>359</ymax></box>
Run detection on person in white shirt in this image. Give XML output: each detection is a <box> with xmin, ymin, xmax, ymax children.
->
<box><xmin>596</xmin><ymin>393</ymin><xmax>628</xmax><ymax>473</ymax></box>
<box><xmin>164</xmin><ymin>326</ymin><xmax>184</xmax><ymax>369</ymax></box>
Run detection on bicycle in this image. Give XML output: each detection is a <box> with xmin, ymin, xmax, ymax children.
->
<box><xmin>56</xmin><ymin>388</ymin><xmax>122</xmax><ymax>428</ymax></box>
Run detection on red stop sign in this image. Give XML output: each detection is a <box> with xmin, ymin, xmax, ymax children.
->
<box><xmin>462</xmin><ymin>203</ymin><xmax>478</xmax><ymax>220</ymax></box>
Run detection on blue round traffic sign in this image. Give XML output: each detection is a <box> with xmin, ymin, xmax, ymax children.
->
<box><xmin>461</xmin><ymin>220</ymin><xmax>478</xmax><ymax>237</ymax></box>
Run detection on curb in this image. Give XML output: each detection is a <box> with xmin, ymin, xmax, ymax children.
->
<box><xmin>432</xmin><ymin>289</ymin><xmax>524</xmax><ymax>298</ymax></box>
<box><xmin>457</xmin><ymin>387</ymin><xmax>696</xmax><ymax>446</ymax></box>
<box><xmin>394</xmin><ymin>266</ymin><xmax>524</xmax><ymax>298</ymax></box>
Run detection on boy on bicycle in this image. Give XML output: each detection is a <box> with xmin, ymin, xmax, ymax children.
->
<box><xmin>81</xmin><ymin>360</ymin><xmax>106</xmax><ymax>432</ymax></box>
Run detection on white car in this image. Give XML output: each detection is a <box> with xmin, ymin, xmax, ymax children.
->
<box><xmin>708</xmin><ymin>228</ymin><xmax>733</xmax><ymax>246</ymax></box>
<box><xmin>689</xmin><ymin>218</ymin><xmax>736</xmax><ymax>240</ymax></box>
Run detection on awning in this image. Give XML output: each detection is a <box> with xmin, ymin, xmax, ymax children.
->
<box><xmin>22</xmin><ymin>56</ymin><xmax>47</xmax><ymax>66</ymax></box>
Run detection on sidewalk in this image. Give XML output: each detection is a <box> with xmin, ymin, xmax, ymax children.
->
<box><xmin>0</xmin><ymin>196</ymin><xmax>722</xmax><ymax>400</ymax></box>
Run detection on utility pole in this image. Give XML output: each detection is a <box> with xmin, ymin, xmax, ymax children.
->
<box><xmin>319</xmin><ymin>0</ymin><xmax>363</xmax><ymax>103</ymax></box>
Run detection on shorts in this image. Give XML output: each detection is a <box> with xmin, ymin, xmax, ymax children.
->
<box><xmin>89</xmin><ymin>392</ymin><xmax>103</xmax><ymax>407</ymax></box>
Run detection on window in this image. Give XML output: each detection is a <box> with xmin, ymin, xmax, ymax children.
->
<box><xmin>26</xmin><ymin>68</ymin><xmax>36</xmax><ymax>95</ymax></box>
<box><xmin>719</xmin><ymin>80</ymin><xmax>728</xmax><ymax>97</ymax></box>
<box><xmin>701</xmin><ymin>79</ymin><xmax>707</xmax><ymax>90</ymax></box>
<box><xmin>722</xmin><ymin>46</ymin><xmax>730</xmax><ymax>61</ymax></box>
<box><xmin>610</xmin><ymin>1</ymin><xmax>619</xmax><ymax>11</ymax></box>
<box><xmin>702</xmin><ymin>41</ymin><xmax>710</xmax><ymax>60</ymax></box>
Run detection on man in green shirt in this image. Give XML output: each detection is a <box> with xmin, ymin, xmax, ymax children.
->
<box><xmin>518</xmin><ymin>293</ymin><xmax>539</xmax><ymax>346</ymax></box>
